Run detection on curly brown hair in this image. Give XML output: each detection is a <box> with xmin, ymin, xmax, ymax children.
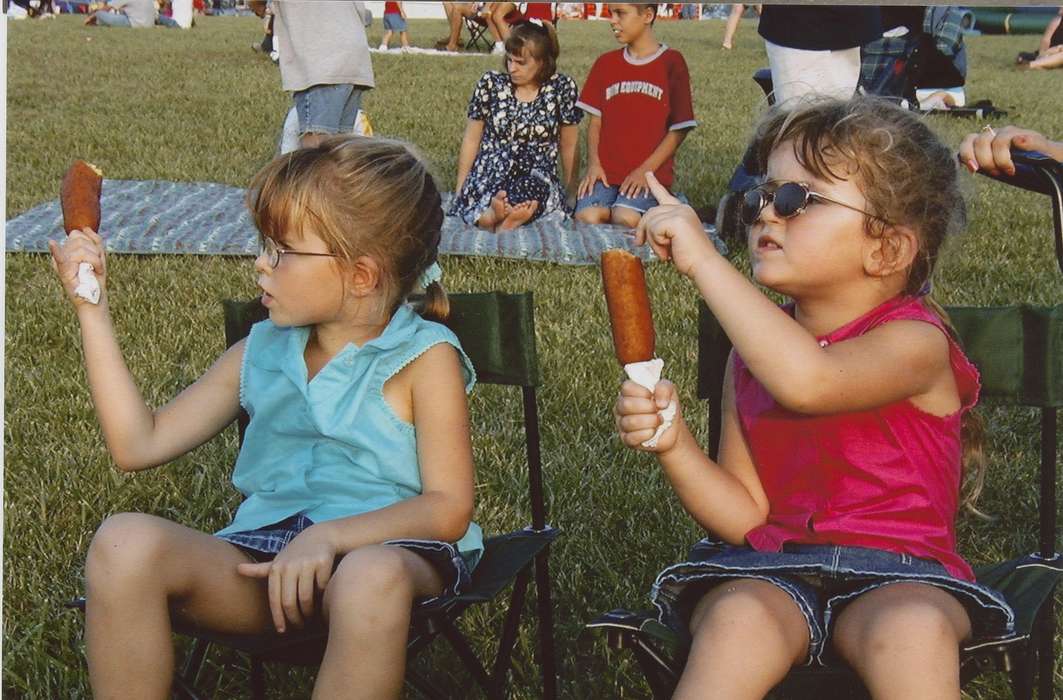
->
<box><xmin>751</xmin><ymin>96</ymin><xmax>966</xmax><ymax>297</ymax></box>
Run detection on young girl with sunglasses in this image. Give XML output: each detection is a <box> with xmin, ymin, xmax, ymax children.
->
<box><xmin>50</xmin><ymin>137</ymin><xmax>480</xmax><ymax>698</ymax></box>
<box><xmin>614</xmin><ymin>97</ymin><xmax>1013</xmax><ymax>698</ymax></box>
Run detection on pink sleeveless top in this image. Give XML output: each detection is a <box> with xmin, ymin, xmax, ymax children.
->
<box><xmin>736</xmin><ymin>295</ymin><xmax>981</xmax><ymax>581</ymax></box>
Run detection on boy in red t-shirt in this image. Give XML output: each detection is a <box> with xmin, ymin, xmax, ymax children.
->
<box><xmin>575</xmin><ymin>3</ymin><xmax>697</xmax><ymax>227</ymax></box>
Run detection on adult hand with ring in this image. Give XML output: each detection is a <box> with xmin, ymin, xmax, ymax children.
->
<box><xmin>959</xmin><ymin>124</ymin><xmax>1063</xmax><ymax>176</ymax></box>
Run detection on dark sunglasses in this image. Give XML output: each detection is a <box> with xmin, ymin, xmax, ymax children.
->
<box><xmin>740</xmin><ymin>181</ymin><xmax>889</xmax><ymax>226</ymax></box>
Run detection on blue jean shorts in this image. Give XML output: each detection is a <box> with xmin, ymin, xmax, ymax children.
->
<box><xmin>217</xmin><ymin>514</ymin><xmax>473</xmax><ymax>610</ymax></box>
<box><xmin>95</xmin><ymin>11</ymin><xmax>132</xmax><ymax>26</ymax></box>
<box><xmin>293</xmin><ymin>84</ymin><xmax>364</xmax><ymax>136</ymax></box>
<box><xmin>575</xmin><ymin>181</ymin><xmax>659</xmax><ymax>215</ymax></box>
<box><xmin>383</xmin><ymin>13</ymin><xmax>407</xmax><ymax>31</ymax></box>
<box><xmin>651</xmin><ymin>539</ymin><xmax>1015</xmax><ymax>666</ymax></box>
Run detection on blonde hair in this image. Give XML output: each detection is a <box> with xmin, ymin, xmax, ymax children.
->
<box><xmin>246</xmin><ymin>136</ymin><xmax>449</xmax><ymax>321</ymax></box>
<box><xmin>749</xmin><ymin>96</ymin><xmax>986</xmax><ymax>509</ymax></box>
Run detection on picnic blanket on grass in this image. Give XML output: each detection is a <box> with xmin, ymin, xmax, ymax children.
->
<box><xmin>4</xmin><ymin>179</ymin><xmax>725</xmax><ymax>265</ymax></box>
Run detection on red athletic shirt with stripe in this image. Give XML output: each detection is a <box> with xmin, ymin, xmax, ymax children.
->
<box><xmin>576</xmin><ymin>45</ymin><xmax>697</xmax><ymax>188</ymax></box>
<box><xmin>384</xmin><ymin>2</ymin><xmax>401</xmax><ymax>16</ymax></box>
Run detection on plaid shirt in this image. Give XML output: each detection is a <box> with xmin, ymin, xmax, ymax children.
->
<box><xmin>860</xmin><ymin>6</ymin><xmax>970</xmax><ymax>99</ymax></box>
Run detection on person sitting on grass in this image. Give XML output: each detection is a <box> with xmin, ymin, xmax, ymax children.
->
<box><xmin>574</xmin><ymin>3</ymin><xmax>697</xmax><ymax>229</ymax></box>
<box><xmin>83</xmin><ymin>0</ymin><xmax>155</xmax><ymax>27</ymax></box>
<box><xmin>379</xmin><ymin>1</ymin><xmax>411</xmax><ymax>51</ymax></box>
<box><xmin>450</xmin><ymin>20</ymin><xmax>582</xmax><ymax>232</ymax></box>
<box><xmin>1016</xmin><ymin>7</ymin><xmax>1063</xmax><ymax>69</ymax></box>
<box><xmin>615</xmin><ymin>97</ymin><xmax>1014</xmax><ymax>700</ymax></box>
<box><xmin>51</xmin><ymin>138</ymin><xmax>482</xmax><ymax>699</ymax></box>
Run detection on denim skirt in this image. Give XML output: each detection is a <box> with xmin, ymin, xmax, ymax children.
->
<box><xmin>383</xmin><ymin>13</ymin><xmax>407</xmax><ymax>31</ymax></box>
<box><xmin>218</xmin><ymin>514</ymin><xmax>473</xmax><ymax>610</ymax></box>
<box><xmin>651</xmin><ymin>539</ymin><xmax>1015</xmax><ymax>665</ymax></box>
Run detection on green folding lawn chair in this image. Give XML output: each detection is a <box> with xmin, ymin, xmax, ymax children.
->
<box><xmin>588</xmin><ymin>152</ymin><xmax>1063</xmax><ymax>699</ymax></box>
<box><xmin>71</xmin><ymin>291</ymin><xmax>559</xmax><ymax>700</ymax></box>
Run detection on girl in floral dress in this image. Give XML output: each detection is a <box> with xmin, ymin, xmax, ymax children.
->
<box><xmin>451</xmin><ymin>20</ymin><xmax>582</xmax><ymax>232</ymax></box>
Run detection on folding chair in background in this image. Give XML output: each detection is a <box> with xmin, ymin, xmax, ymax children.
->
<box><xmin>70</xmin><ymin>292</ymin><xmax>560</xmax><ymax>700</ymax></box>
<box><xmin>587</xmin><ymin>151</ymin><xmax>1063</xmax><ymax>700</ymax></box>
<box><xmin>464</xmin><ymin>3</ymin><xmax>547</xmax><ymax>52</ymax></box>
<box><xmin>463</xmin><ymin>11</ymin><xmax>492</xmax><ymax>52</ymax></box>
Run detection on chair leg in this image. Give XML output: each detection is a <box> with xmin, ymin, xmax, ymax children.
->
<box><xmin>1036</xmin><ymin>593</ymin><xmax>1056</xmax><ymax>700</ymax></box>
<box><xmin>533</xmin><ymin>548</ymin><xmax>558</xmax><ymax>700</ymax></box>
<box><xmin>250</xmin><ymin>657</ymin><xmax>266</xmax><ymax>700</ymax></box>
<box><xmin>439</xmin><ymin>618</ymin><xmax>495</xmax><ymax>697</ymax></box>
<box><xmin>1009</xmin><ymin>645</ymin><xmax>1036</xmax><ymax>700</ymax></box>
<box><xmin>630</xmin><ymin>639</ymin><xmax>680</xmax><ymax>700</ymax></box>
<box><xmin>490</xmin><ymin>568</ymin><xmax>531</xmax><ymax>696</ymax></box>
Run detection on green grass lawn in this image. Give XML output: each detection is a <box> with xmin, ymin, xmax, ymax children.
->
<box><xmin>5</xmin><ymin>14</ymin><xmax>1062</xmax><ymax>699</ymax></box>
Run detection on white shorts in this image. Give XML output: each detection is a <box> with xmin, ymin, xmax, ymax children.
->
<box><xmin>764</xmin><ymin>41</ymin><xmax>861</xmax><ymax>106</ymax></box>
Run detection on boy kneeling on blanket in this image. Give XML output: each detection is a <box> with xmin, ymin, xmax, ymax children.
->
<box><xmin>575</xmin><ymin>3</ymin><xmax>697</xmax><ymax>228</ymax></box>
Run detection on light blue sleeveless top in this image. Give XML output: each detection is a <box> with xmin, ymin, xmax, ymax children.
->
<box><xmin>215</xmin><ymin>304</ymin><xmax>483</xmax><ymax>564</ymax></box>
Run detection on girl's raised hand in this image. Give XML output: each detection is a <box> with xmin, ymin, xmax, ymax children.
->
<box><xmin>48</xmin><ymin>229</ymin><xmax>107</xmax><ymax>307</ymax></box>
<box><xmin>236</xmin><ymin>526</ymin><xmax>337</xmax><ymax>633</ymax></box>
<box><xmin>614</xmin><ymin>378</ymin><xmax>684</xmax><ymax>454</ymax></box>
<box><xmin>635</xmin><ymin>173</ymin><xmax>717</xmax><ymax>279</ymax></box>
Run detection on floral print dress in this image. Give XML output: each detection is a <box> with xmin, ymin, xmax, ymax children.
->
<box><xmin>449</xmin><ymin>71</ymin><xmax>583</xmax><ymax>225</ymax></box>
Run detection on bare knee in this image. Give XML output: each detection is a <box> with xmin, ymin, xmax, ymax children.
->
<box><xmin>610</xmin><ymin>207</ymin><xmax>643</xmax><ymax>228</ymax></box>
<box><xmin>323</xmin><ymin>546</ymin><xmax>415</xmax><ymax>625</ymax></box>
<box><xmin>834</xmin><ymin>584</ymin><xmax>969</xmax><ymax>668</ymax></box>
<box><xmin>690</xmin><ymin>580</ymin><xmax>809</xmax><ymax>660</ymax></box>
<box><xmin>575</xmin><ymin>206</ymin><xmax>610</xmax><ymax>224</ymax></box>
<box><xmin>86</xmin><ymin>513</ymin><xmax>171</xmax><ymax>591</ymax></box>
<box><xmin>694</xmin><ymin>581</ymin><xmax>786</xmax><ymax>634</ymax></box>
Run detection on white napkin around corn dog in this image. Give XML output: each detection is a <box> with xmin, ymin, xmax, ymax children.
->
<box><xmin>624</xmin><ymin>358</ymin><xmax>677</xmax><ymax>448</ymax></box>
<box><xmin>75</xmin><ymin>262</ymin><xmax>101</xmax><ymax>304</ymax></box>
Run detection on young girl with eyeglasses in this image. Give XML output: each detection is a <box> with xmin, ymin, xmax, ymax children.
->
<box><xmin>49</xmin><ymin>137</ymin><xmax>480</xmax><ymax>698</ymax></box>
<box><xmin>614</xmin><ymin>97</ymin><xmax>1014</xmax><ymax>698</ymax></box>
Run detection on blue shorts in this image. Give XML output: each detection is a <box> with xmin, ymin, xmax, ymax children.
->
<box><xmin>383</xmin><ymin>13</ymin><xmax>407</xmax><ymax>31</ymax></box>
<box><xmin>218</xmin><ymin>514</ymin><xmax>473</xmax><ymax>609</ymax></box>
<box><xmin>651</xmin><ymin>539</ymin><xmax>1015</xmax><ymax>666</ymax></box>
<box><xmin>293</xmin><ymin>84</ymin><xmax>364</xmax><ymax>136</ymax></box>
<box><xmin>575</xmin><ymin>181</ymin><xmax>659</xmax><ymax>215</ymax></box>
<box><xmin>95</xmin><ymin>11</ymin><xmax>132</xmax><ymax>26</ymax></box>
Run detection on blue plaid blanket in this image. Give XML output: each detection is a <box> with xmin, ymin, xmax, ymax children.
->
<box><xmin>5</xmin><ymin>179</ymin><xmax>725</xmax><ymax>266</ymax></box>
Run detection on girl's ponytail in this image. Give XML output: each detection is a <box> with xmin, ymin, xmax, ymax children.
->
<box><xmin>418</xmin><ymin>280</ymin><xmax>450</xmax><ymax>323</ymax></box>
